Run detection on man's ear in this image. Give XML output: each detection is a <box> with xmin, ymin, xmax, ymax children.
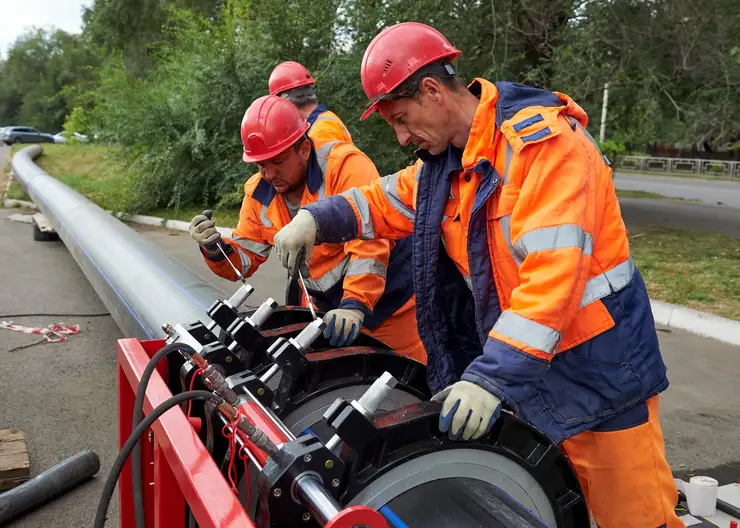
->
<box><xmin>418</xmin><ymin>76</ymin><xmax>443</xmax><ymax>102</ymax></box>
<box><xmin>299</xmin><ymin>137</ymin><xmax>312</xmax><ymax>160</ymax></box>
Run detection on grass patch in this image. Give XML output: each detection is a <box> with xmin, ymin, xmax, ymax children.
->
<box><xmin>615</xmin><ymin>189</ymin><xmax>698</xmax><ymax>201</ymax></box>
<box><xmin>4</xmin><ymin>143</ymin><xmax>242</xmax><ymax>226</ymax></box>
<box><xmin>630</xmin><ymin>227</ymin><xmax>740</xmax><ymax>320</ymax></box>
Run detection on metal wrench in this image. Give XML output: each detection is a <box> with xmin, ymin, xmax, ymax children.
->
<box><xmin>202</xmin><ymin>210</ymin><xmax>247</xmax><ymax>284</ymax></box>
<box><xmin>295</xmin><ymin>248</ymin><xmax>317</xmax><ymax>320</ymax></box>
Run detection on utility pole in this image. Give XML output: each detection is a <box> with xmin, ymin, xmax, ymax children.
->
<box><xmin>599</xmin><ymin>82</ymin><xmax>609</xmax><ymax>143</ymax></box>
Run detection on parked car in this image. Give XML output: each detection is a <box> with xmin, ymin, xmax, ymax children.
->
<box><xmin>52</xmin><ymin>131</ymin><xmax>90</xmax><ymax>144</ymax></box>
<box><xmin>0</xmin><ymin>126</ymin><xmax>55</xmax><ymax>145</ymax></box>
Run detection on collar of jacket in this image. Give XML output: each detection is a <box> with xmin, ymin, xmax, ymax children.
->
<box><xmin>251</xmin><ymin>139</ymin><xmax>324</xmax><ymax>206</ymax></box>
<box><xmin>307</xmin><ymin>104</ymin><xmax>328</xmax><ymax>126</ymax></box>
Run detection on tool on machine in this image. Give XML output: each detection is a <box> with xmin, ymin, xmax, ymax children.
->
<box><xmin>295</xmin><ymin>248</ymin><xmax>318</xmax><ymax>321</ymax></box>
<box><xmin>114</xmin><ymin>277</ymin><xmax>591</xmax><ymax>528</ymax></box>
<box><xmin>202</xmin><ymin>209</ymin><xmax>248</xmax><ymax>285</ymax></box>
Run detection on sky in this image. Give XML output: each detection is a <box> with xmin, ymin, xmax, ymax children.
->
<box><xmin>0</xmin><ymin>0</ymin><xmax>92</xmax><ymax>57</ymax></box>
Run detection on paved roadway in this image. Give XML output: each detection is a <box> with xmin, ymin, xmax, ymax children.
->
<box><xmin>614</xmin><ymin>171</ymin><xmax>740</xmax><ymax>208</ymax></box>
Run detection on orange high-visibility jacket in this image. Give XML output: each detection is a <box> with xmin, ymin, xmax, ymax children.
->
<box><xmin>303</xmin><ymin>79</ymin><xmax>668</xmax><ymax>442</ymax></box>
<box><xmin>307</xmin><ymin>105</ymin><xmax>352</xmax><ymax>143</ymax></box>
<box><xmin>202</xmin><ymin>138</ymin><xmax>413</xmax><ymax>329</ymax></box>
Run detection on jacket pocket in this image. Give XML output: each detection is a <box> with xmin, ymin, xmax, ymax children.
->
<box><xmin>535</xmin><ymin>327</ymin><xmax>645</xmax><ymax>427</ymax></box>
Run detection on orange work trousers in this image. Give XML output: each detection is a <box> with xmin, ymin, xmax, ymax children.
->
<box><xmin>366</xmin><ymin>296</ymin><xmax>426</xmax><ymax>365</ymax></box>
<box><xmin>561</xmin><ymin>396</ymin><xmax>683</xmax><ymax>528</ymax></box>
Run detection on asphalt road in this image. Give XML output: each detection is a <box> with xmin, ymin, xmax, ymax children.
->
<box><xmin>620</xmin><ymin>196</ymin><xmax>740</xmax><ymax>238</ymax></box>
<box><xmin>614</xmin><ymin>171</ymin><xmax>740</xmax><ymax>208</ymax></box>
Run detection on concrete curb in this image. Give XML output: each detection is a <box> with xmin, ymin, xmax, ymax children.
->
<box><xmin>651</xmin><ymin>300</ymin><xmax>740</xmax><ymax>347</ymax></box>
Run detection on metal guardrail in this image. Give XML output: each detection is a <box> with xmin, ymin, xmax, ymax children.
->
<box><xmin>619</xmin><ymin>156</ymin><xmax>740</xmax><ymax>179</ymax></box>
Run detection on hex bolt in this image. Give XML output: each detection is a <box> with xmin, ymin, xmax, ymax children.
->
<box><xmin>332</xmin><ymin>478</ymin><xmax>340</xmax><ymax>487</ymax></box>
<box><xmin>273</xmin><ymin>488</ymin><xmax>282</xmax><ymax>497</ymax></box>
<box><xmin>203</xmin><ymin>333</ymin><xmax>211</xmax><ymax>340</ymax></box>
<box><xmin>324</xmin><ymin>460</ymin><xmax>334</xmax><ymax>469</ymax></box>
<box><xmin>302</xmin><ymin>513</ymin><xmax>311</xmax><ymax>522</ymax></box>
<box><xmin>303</xmin><ymin>454</ymin><xmax>312</xmax><ymax>463</ymax></box>
<box><xmin>257</xmin><ymin>388</ymin><xmax>265</xmax><ymax>396</ymax></box>
<box><xmin>225</xmin><ymin>355</ymin><xmax>233</xmax><ymax>363</ymax></box>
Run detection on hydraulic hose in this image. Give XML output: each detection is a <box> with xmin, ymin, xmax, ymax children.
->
<box><xmin>130</xmin><ymin>344</ymin><xmax>196</xmax><ymax>528</ymax></box>
<box><xmin>95</xmin><ymin>389</ymin><xmax>222</xmax><ymax>528</ymax></box>
<box><xmin>0</xmin><ymin>450</ymin><xmax>100</xmax><ymax>525</ymax></box>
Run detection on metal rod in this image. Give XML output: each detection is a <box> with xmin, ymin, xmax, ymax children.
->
<box><xmin>217</xmin><ymin>413</ymin><xmax>264</xmax><ymax>471</ymax></box>
<box><xmin>296</xmin><ymin>268</ymin><xmax>317</xmax><ymax>320</ymax></box>
<box><xmin>295</xmin><ymin>474</ymin><xmax>341</xmax><ymax>524</ymax></box>
<box><xmin>244</xmin><ymin>387</ymin><xmax>296</xmax><ymax>441</ymax></box>
<box><xmin>259</xmin><ymin>364</ymin><xmax>280</xmax><ymax>384</ymax></box>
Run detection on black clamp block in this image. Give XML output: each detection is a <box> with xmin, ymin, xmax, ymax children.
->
<box><xmin>206</xmin><ymin>300</ymin><xmax>241</xmax><ymax>335</ymax></box>
<box><xmin>182</xmin><ymin>320</ymin><xmax>218</xmax><ymax>346</ymax></box>
<box><xmin>267</xmin><ymin>338</ymin><xmax>309</xmax><ymax>379</ymax></box>
<box><xmin>226</xmin><ymin>318</ymin><xmax>266</xmax><ymax>356</ymax></box>
<box><xmin>225</xmin><ymin>370</ymin><xmax>274</xmax><ymax>407</ymax></box>
<box><xmin>258</xmin><ymin>435</ymin><xmax>344</xmax><ymax>527</ymax></box>
<box><xmin>323</xmin><ymin>399</ymin><xmax>379</xmax><ymax>452</ymax></box>
<box><xmin>200</xmin><ymin>341</ymin><xmax>243</xmax><ymax>377</ymax></box>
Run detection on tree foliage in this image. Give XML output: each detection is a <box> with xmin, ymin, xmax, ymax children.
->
<box><xmin>1</xmin><ymin>0</ymin><xmax>739</xmax><ymax>212</ymax></box>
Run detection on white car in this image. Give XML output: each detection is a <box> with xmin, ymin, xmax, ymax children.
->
<box><xmin>53</xmin><ymin>132</ymin><xmax>89</xmax><ymax>144</ymax></box>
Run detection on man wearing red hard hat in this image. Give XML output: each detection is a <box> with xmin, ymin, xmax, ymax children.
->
<box><xmin>189</xmin><ymin>95</ymin><xmax>425</xmax><ymax>362</ymax></box>
<box><xmin>269</xmin><ymin>61</ymin><xmax>352</xmax><ymax>144</ymax></box>
<box><xmin>273</xmin><ymin>22</ymin><xmax>681</xmax><ymax>528</ymax></box>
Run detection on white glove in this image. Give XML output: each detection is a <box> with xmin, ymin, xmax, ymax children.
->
<box><xmin>273</xmin><ymin>209</ymin><xmax>317</xmax><ymax>276</ymax></box>
<box><xmin>189</xmin><ymin>214</ymin><xmax>221</xmax><ymax>254</ymax></box>
<box><xmin>432</xmin><ymin>380</ymin><xmax>502</xmax><ymax>440</ymax></box>
<box><xmin>323</xmin><ymin>308</ymin><xmax>365</xmax><ymax>347</ymax></box>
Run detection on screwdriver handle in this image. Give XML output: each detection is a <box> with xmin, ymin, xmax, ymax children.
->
<box><xmin>203</xmin><ymin>209</ymin><xmax>213</xmax><ymax>220</ymax></box>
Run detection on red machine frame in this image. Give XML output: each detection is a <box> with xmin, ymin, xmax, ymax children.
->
<box><xmin>117</xmin><ymin>337</ymin><xmax>388</xmax><ymax>528</ymax></box>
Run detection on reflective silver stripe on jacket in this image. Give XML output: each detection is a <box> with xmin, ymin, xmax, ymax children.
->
<box><xmin>259</xmin><ymin>205</ymin><xmax>273</xmax><ymax>228</ymax></box>
<box><xmin>500</xmin><ymin>215</ymin><xmax>522</xmax><ymax>266</ymax></box>
<box><xmin>235</xmin><ymin>247</ymin><xmax>252</xmax><ymax>277</ymax></box>
<box><xmin>513</xmin><ymin>224</ymin><xmax>593</xmax><ymax>259</ymax></box>
<box><xmin>342</xmin><ymin>188</ymin><xmax>375</xmax><ymax>240</ymax></box>
<box><xmin>463</xmin><ymin>274</ymin><xmax>473</xmax><ymax>290</ymax></box>
<box><xmin>493</xmin><ymin>311</ymin><xmax>561</xmax><ymax>355</ymax></box>
<box><xmin>503</xmin><ymin>143</ymin><xmax>513</xmax><ymax>185</ymax></box>
<box><xmin>579</xmin><ymin>256</ymin><xmax>635</xmax><ymax>309</ymax></box>
<box><xmin>314</xmin><ymin>141</ymin><xmax>339</xmax><ymax>200</ymax></box>
<box><xmin>301</xmin><ymin>255</ymin><xmax>351</xmax><ymax>292</ymax></box>
<box><xmin>381</xmin><ymin>171</ymin><xmax>415</xmax><ymax>222</ymax></box>
<box><xmin>232</xmin><ymin>237</ymin><xmax>272</xmax><ymax>259</ymax></box>
<box><xmin>346</xmin><ymin>258</ymin><xmax>387</xmax><ymax>278</ymax></box>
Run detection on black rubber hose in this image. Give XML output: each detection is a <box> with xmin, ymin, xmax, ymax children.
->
<box><xmin>131</xmin><ymin>342</ymin><xmax>196</xmax><ymax>528</ymax></box>
<box><xmin>717</xmin><ymin>497</ymin><xmax>740</xmax><ymax>519</ymax></box>
<box><xmin>0</xmin><ymin>450</ymin><xmax>100</xmax><ymax>526</ymax></box>
<box><xmin>95</xmin><ymin>390</ymin><xmax>222</xmax><ymax>528</ymax></box>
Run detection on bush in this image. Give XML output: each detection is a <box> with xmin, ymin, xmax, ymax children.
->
<box><xmin>63</xmin><ymin>106</ymin><xmax>90</xmax><ymax>136</ymax></box>
<box><xmin>597</xmin><ymin>139</ymin><xmax>626</xmax><ymax>169</ymax></box>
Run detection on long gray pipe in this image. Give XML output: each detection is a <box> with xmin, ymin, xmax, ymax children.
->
<box><xmin>11</xmin><ymin>145</ymin><xmax>224</xmax><ymax>340</ymax></box>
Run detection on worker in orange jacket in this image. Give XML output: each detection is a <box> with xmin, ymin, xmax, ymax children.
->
<box><xmin>272</xmin><ymin>22</ymin><xmax>681</xmax><ymax>528</ymax></box>
<box><xmin>269</xmin><ymin>61</ymin><xmax>352</xmax><ymax>144</ymax></box>
<box><xmin>189</xmin><ymin>95</ymin><xmax>425</xmax><ymax>362</ymax></box>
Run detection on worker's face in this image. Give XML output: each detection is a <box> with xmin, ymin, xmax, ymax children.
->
<box><xmin>379</xmin><ymin>78</ymin><xmax>452</xmax><ymax>156</ymax></box>
<box><xmin>257</xmin><ymin>138</ymin><xmax>311</xmax><ymax>194</ymax></box>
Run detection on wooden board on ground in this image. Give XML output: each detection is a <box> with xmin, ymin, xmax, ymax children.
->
<box><xmin>0</xmin><ymin>428</ymin><xmax>30</xmax><ymax>491</ymax></box>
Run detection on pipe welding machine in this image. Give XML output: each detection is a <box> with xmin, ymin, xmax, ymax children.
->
<box><xmin>99</xmin><ymin>280</ymin><xmax>591</xmax><ymax>528</ymax></box>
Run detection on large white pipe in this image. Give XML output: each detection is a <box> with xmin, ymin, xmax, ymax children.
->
<box><xmin>11</xmin><ymin>145</ymin><xmax>224</xmax><ymax>340</ymax></box>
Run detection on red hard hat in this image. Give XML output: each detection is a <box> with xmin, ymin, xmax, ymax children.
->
<box><xmin>268</xmin><ymin>61</ymin><xmax>316</xmax><ymax>96</ymax></box>
<box><xmin>360</xmin><ymin>22</ymin><xmax>461</xmax><ymax>120</ymax></box>
<box><xmin>241</xmin><ymin>95</ymin><xmax>310</xmax><ymax>163</ymax></box>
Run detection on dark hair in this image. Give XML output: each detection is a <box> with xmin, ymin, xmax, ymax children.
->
<box><xmin>397</xmin><ymin>60</ymin><xmax>466</xmax><ymax>99</ymax></box>
<box><xmin>281</xmin><ymin>86</ymin><xmax>318</xmax><ymax>109</ymax></box>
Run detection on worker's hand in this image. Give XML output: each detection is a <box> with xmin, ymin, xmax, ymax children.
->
<box><xmin>274</xmin><ymin>210</ymin><xmax>317</xmax><ymax>276</ymax></box>
<box><xmin>323</xmin><ymin>308</ymin><xmax>364</xmax><ymax>347</ymax></box>
<box><xmin>189</xmin><ymin>214</ymin><xmax>221</xmax><ymax>255</ymax></box>
<box><xmin>431</xmin><ymin>380</ymin><xmax>501</xmax><ymax>441</ymax></box>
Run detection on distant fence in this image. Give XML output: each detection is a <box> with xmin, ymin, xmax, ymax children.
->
<box><xmin>619</xmin><ymin>156</ymin><xmax>740</xmax><ymax>179</ymax></box>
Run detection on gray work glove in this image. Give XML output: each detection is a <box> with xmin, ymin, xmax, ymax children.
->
<box><xmin>189</xmin><ymin>214</ymin><xmax>221</xmax><ymax>255</ymax></box>
<box><xmin>323</xmin><ymin>308</ymin><xmax>365</xmax><ymax>347</ymax></box>
<box><xmin>432</xmin><ymin>380</ymin><xmax>502</xmax><ymax>441</ymax></box>
<box><xmin>273</xmin><ymin>209</ymin><xmax>317</xmax><ymax>276</ymax></box>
